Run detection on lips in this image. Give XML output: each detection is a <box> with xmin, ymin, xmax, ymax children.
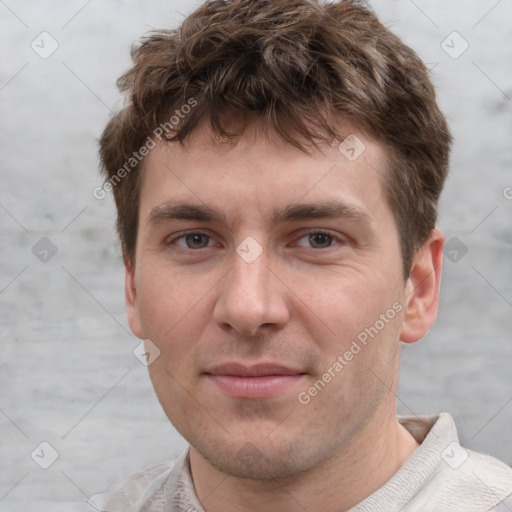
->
<box><xmin>203</xmin><ymin>363</ymin><xmax>306</xmax><ymax>399</ymax></box>
<box><xmin>205</xmin><ymin>363</ymin><xmax>304</xmax><ymax>377</ymax></box>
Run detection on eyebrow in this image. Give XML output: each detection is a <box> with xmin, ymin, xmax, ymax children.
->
<box><xmin>146</xmin><ymin>200</ymin><xmax>371</xmax><ymax>227</ymax></box>
<box><xmin>271</xmin><ymin>200</ymin><xmax>371</xmax><ymax>226</ymax></box>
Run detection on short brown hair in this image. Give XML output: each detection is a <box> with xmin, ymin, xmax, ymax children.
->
<box><xmin>99</xmin><ymin>0</ymin><xmax>451</xmax><ymax>276</ymax></box>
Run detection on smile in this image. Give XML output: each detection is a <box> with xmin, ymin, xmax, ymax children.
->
<box><xmin>203</xmin><ymin>363</ymin><xmax>307</xmax><ymax>399</ymax></box>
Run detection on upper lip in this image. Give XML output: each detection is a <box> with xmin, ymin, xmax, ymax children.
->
<box><xmin>204</xmin><ymin>363</ymin><xmax>305</xmax><ymax>377</ymax></box>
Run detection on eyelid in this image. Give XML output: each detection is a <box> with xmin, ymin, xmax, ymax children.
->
<box><xmin>165</xmin><ymin>228</ymin><xmax>348</xmax><ymax>250</ymax></box>
<box><xmin>292</xmin><ymin>229</ymin><xmax>348</xmax><ymax>248</ymax></box>
<box><xmin>165</xmin><ymin>230</ymin><xmax>216</xmax><ymax>248</ymax></box>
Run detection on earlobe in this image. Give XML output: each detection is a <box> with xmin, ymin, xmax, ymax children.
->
<box><xmin>125</xmin><ymin>261</ymin><xmax>143</xmax><ymax>339</ymax></box>
<box><xmin>400</xmin><ymin>229</ymin><xmax>444</xmax><ymax>344</ymax></box>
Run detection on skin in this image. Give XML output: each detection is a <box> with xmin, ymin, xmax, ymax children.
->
<box><xmin>125</xmin><ymin>119</ymin><xmax>444</xmax><ymax>511</ymax></box>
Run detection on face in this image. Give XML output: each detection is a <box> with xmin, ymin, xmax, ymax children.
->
<box><xmin>126</xmin><ymin>121</ymin><xmax>413</xmax><ymax>480</ymax></box>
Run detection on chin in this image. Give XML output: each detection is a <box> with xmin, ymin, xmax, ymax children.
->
<box><xmin>192</xmin><ymin>434</ymin><xmax>324</xmax><ymax>481</ymax></box>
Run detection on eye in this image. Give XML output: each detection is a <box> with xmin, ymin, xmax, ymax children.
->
<box><xmin>295</xmin><ymin>230</ymin><xmax>343</xmax><ymax>249</ymax></box>
<box><xmin>165</xmin><ymin>229</ymin><xmax>345</xmax><ymax>252</ymax></box>
<box><xmin>168</xmin><ymin>232</ymin><xmax>213</xmax><ymax>250</ymax></box>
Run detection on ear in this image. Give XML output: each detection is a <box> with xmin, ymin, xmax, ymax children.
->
<box><xmin>400</xmin><ymin>228</ymin><xmax>444</xmax><ymax>344</ymax></box>
<box><xmin>125</xmin><ymin>260</ymin><xmax>143</xmax><ymax>339</ymax></box>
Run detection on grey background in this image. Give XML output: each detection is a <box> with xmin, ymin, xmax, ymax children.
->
<box><xmin>1</xmin><ymin>0</ymin><xmax>511</xmax><ymax>509</ymax></box>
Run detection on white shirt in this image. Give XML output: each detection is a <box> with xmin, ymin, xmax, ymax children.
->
<box><xmin>85</xmin><ymin>413</ymin><xmax>512</xmax><ymax>511</ymax></box>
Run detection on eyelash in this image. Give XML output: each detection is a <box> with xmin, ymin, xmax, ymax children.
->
<box><xmin>165</xmin><ymin>229</ymin><xmax>346</xmax><ymax>251</ymax></box>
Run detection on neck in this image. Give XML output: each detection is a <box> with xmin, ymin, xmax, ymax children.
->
<box><xmin>189</xmin><ymin>410</ymin><xmax>420</xmax><ymax>512</ymax></box>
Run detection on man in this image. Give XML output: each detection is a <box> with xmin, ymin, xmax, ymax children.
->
<box><xmin>91</xmin><ymin>0</ymin><xmax>512</xmax><ymax>510</ymax></box>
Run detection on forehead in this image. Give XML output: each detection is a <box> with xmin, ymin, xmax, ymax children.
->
<box><xmin>138</xmin><ymin>121</ymin><xmax>390</xmax><ymax>227</ymax></box>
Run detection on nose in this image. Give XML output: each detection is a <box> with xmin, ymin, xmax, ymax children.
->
<box><xmin>212</xmin><ymin>245</ymin><xmax>290</xmax><ymax>337</ymax></box>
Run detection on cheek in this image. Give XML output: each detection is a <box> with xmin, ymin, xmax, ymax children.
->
<box><xmin>298</xmin><ymin>268</ymin><xmax>404</xmax><ymax>410</ymax></box>
<box><xmin>139</xmin><ymin>271</ymin><xmax>205</xmax><ymax>405</ymax></box>
<box><xmin>295</xmin><ymin>269</ymin><xmax>397</xmax><ymax>351</ymax></box>
<box><xmin>136</xmin><ymin>263</ymin><xmax>211</xmax><ymax>338</ymax></box>
<box><xmin>135</xmin><ymin>264</ymin><xmax>225</xmax><ymax>389</ymax></box>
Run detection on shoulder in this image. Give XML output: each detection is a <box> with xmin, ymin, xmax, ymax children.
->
<box><xmin>87</xmin><ymin>458</ymin><xmax>178</xmax><ymax>512</ymax></box>
<box><xmin>425</xmin><ymin>414</ymin><xmax>512</xmax><ymax>510</ymax></box>
<box><xmin>409</xmin><ymin>447</ymin><xmax>512</xmax><ymax>511</ymax></box>
<box><xmin>357</xmin><ymin>413</ymin><xmax>512</xmax><ymax>511</ymax></box>
<box><xmin>399</xmin><ymin>413</ymin><xmax>512</xmax><ymax>511</ymax></box>
<box><xmin>450</xmin><ymin>448</ymin><xmax>512</xmax><ymax>510</ymax></box>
